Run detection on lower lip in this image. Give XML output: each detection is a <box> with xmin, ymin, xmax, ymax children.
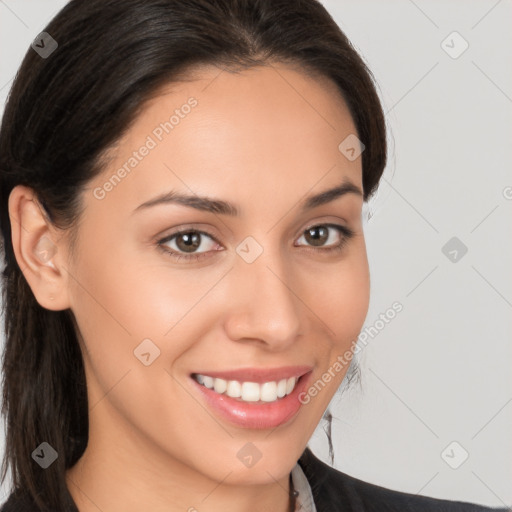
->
<box><xmin>191</xmin><ymin>372</ymin><xmax>313</xmax><ymax>429</ymax></box>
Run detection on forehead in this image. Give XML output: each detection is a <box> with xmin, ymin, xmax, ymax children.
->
<box><xmin>86</xmin><ymin>63</ymin><xmax>362</xmax><ymax>217</ymax></box>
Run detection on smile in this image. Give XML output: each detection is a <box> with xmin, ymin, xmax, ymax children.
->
<box><xmin>192</xmin><ymin>373</ymin><xmax>298</xmax><ymax>403</ymax></box>
<box><xmin>189</xmin><ymin>365</ymin><xmax>313</xmax><ymax>429</ymax></box>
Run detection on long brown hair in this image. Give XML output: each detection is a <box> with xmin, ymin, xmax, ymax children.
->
<box><xmin>0</xmin><ymin>0</ymin><xmax>387</xmax><ymax>509</ymax></box>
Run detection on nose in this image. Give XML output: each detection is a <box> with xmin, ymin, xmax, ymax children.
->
<box><xmin>222</xmin><ymin>248</ymin><xmax>303</xmax><ymax>351</ymax></box>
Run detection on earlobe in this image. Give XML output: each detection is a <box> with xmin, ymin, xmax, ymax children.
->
<box><xmin>8</xmin><ymin>184</ymin><xmax>70</xmax><ymax>311</ymax></box>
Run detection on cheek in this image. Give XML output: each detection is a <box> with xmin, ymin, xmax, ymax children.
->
<box><xmin>67</xmin><ymin>239</ymin><xmax>229</xmax><ymax>408</ymax></box>
<box><xmin>296</xmin><ymin>247</ymin><xmax>369</xmax><ymax>436</ymax></box>
<box><xmin>306</xmin><ymin>240</ymin><xmax>370</xmax><ymax>345</ymax></box>
<box><xmin>298</xmin><ymin>245</ymin><xmax>369</xmax><ymax>405</ymax></box>
<box><xmin>67</xmin><ymin>250</ymin><xmax>201</xmax><ymax>445</ymax></box>
<box><xmin>66</xmin><ymin>243</ymin><xmax>183</xmax><ymax>399</ymax></box>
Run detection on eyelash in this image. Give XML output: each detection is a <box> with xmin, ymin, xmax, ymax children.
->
<box><xmin>156</xmin><ymin>223</ymin><xmax>355</xmax><ymax>263</ymax></box>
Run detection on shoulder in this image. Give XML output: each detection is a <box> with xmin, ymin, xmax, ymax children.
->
<box><xmin>0</xmin><ymin>488</ymin><xmax>78</xmax><ymax>512</ymax></box>
<box><xmin>2</xmin><ymin>453</ymin><xmax>509</xmax><ymax>512</ymax></box>
<box><xmin>298</xmin><ymin>447</ymin><xmax>510</xmax><ymax>512</ymax></box>
<box><xmin>0</xmin><ymin>489</ymin><xmax>37</xmax><ymax>512</ymax></box>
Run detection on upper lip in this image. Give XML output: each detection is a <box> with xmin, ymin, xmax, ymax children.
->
<box><xmin>191</xmin><ymin>365</ymin><xmax>313</xmax><ymax>383</ymax></box>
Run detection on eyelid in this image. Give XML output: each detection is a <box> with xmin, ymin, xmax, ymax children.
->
<box><xmin>301</xmin><ymin>219</ymin><xmax>352</xmax><ymax>235</ymax></box>
<box><xmin>157</xmin><ymin>227</ymin><xmax>221</xmax><ymax>249</ymax></box>
<box><xmin>161</xmin><ymin>215</ymin><xmax>351</xmax><ymax>239</ymax></box>
<box><xmin>156</xmin><ymin>220</ymin><xmax>355</xmax><ymax>263</ymax></box>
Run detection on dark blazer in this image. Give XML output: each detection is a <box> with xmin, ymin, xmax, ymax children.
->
<box><xmin>298</xmin><ymin>447</ymin><xmax>510</xmax><ymax>512</ymax></box>
<box><xmin>1</xmin><ymin>447</ymin><xmax>509</xmax><ymax>511</ymax></box>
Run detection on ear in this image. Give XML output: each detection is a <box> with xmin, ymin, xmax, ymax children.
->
<box><xmin>8</xmin><ymin>184</ymin><xmax>71</xmax><ymax>311</ymax></box>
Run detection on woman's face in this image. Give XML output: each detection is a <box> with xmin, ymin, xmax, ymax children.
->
<box><xmin>64</xmin><ymin>63</ymin><xmax>369</xmax><ymax>486</ymax></box>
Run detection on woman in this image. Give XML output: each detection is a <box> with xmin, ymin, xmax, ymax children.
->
<box><xmin>0</xmin><ymin>1</ymin><xmax>508</xmax><ymax>511</ymax></box>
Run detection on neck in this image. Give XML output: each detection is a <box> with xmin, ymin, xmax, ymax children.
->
<box><xmin>65</xmin><ymin>415</ymin><xmax>295</xmax><ymax>512</ymax></box>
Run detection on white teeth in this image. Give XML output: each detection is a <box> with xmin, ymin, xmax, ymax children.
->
<box><xmin>260</xmin><ymin>381</ymin><xmax>277</xmax><ymax>402</ymax></box>
<box><xmin>277</xmin><ymin>378</ymin><xmax>287</xmax><ymax>398</ymax></box>
<box><xmin>226</xmin><ymin>380</ymin><xmax>241</xmax><ymax>398</ymax></box>
<box><xmin>241</xmin><ymin>382</ymin><xmax>260</xmax><ymax>402</ymax></box>
<box><xmin>193</xmin><ymin>374</ymin><xmax>299</xmax><ymax>403</ymax></box>
<box><xmin>286</xmin><ymin>377</ymin><xmax>295</xmax><ymax>395</ymax></box>
<box><xmin>202</xmin><ymin>375</ymin><xmax>214</xmax><ymax>389</ymax></box>
<box><xmin>213</xmin><ymin>377</ymin><xmax>227</xmax><ymax>394</ymax></box>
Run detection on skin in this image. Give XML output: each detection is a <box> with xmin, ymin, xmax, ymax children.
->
<box><xmin>9</xmin><ymin>63</ymin><xmax>370</xmax><ymax>512</ymax></box>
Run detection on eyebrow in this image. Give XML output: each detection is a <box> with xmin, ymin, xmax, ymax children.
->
<box><xmin>132</xmin><ymin>179</ymin><xmax>363</xmax><ymax>216</ymax></box>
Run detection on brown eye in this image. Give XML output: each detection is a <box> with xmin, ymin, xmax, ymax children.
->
<box><xmin>157</xmin><ymin>229</ymin><xmax>221</xmax><ymax>262</ymax></box>
<box><xmin>174</xmin><ymin>231</ymin><xmax>202</xmax><ymax>253</ymax></box>
<box><xmin>156</xmin><ymin>223</ymin><xmax>355</xmax><ymax>264</ymax></box>
<box><xmin>304</xmin><ymin>226</ymin><xmax>330</xmax><ymax>247</ymax></box>
<box><xmin>296</xmin><ymin>224</ymin><xmax>354</xmax><ymax>251</ymax></box>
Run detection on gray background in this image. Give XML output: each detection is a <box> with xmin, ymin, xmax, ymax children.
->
<box><xmin>0</xmin><ymin>0</ymin><xmax>511</xmax><ymax>508</ymax></box>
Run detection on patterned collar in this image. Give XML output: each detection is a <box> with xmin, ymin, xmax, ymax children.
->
<box><xmin>291</xmin><ymin>461</ymin><xmax>317</xmax><ymax>512</ymax></box>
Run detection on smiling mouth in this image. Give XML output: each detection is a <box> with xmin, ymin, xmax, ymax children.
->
<box><xmin>191</xmin><ymin>373</ymin><xmax>301</xmax><ymax>403</ymax></box>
